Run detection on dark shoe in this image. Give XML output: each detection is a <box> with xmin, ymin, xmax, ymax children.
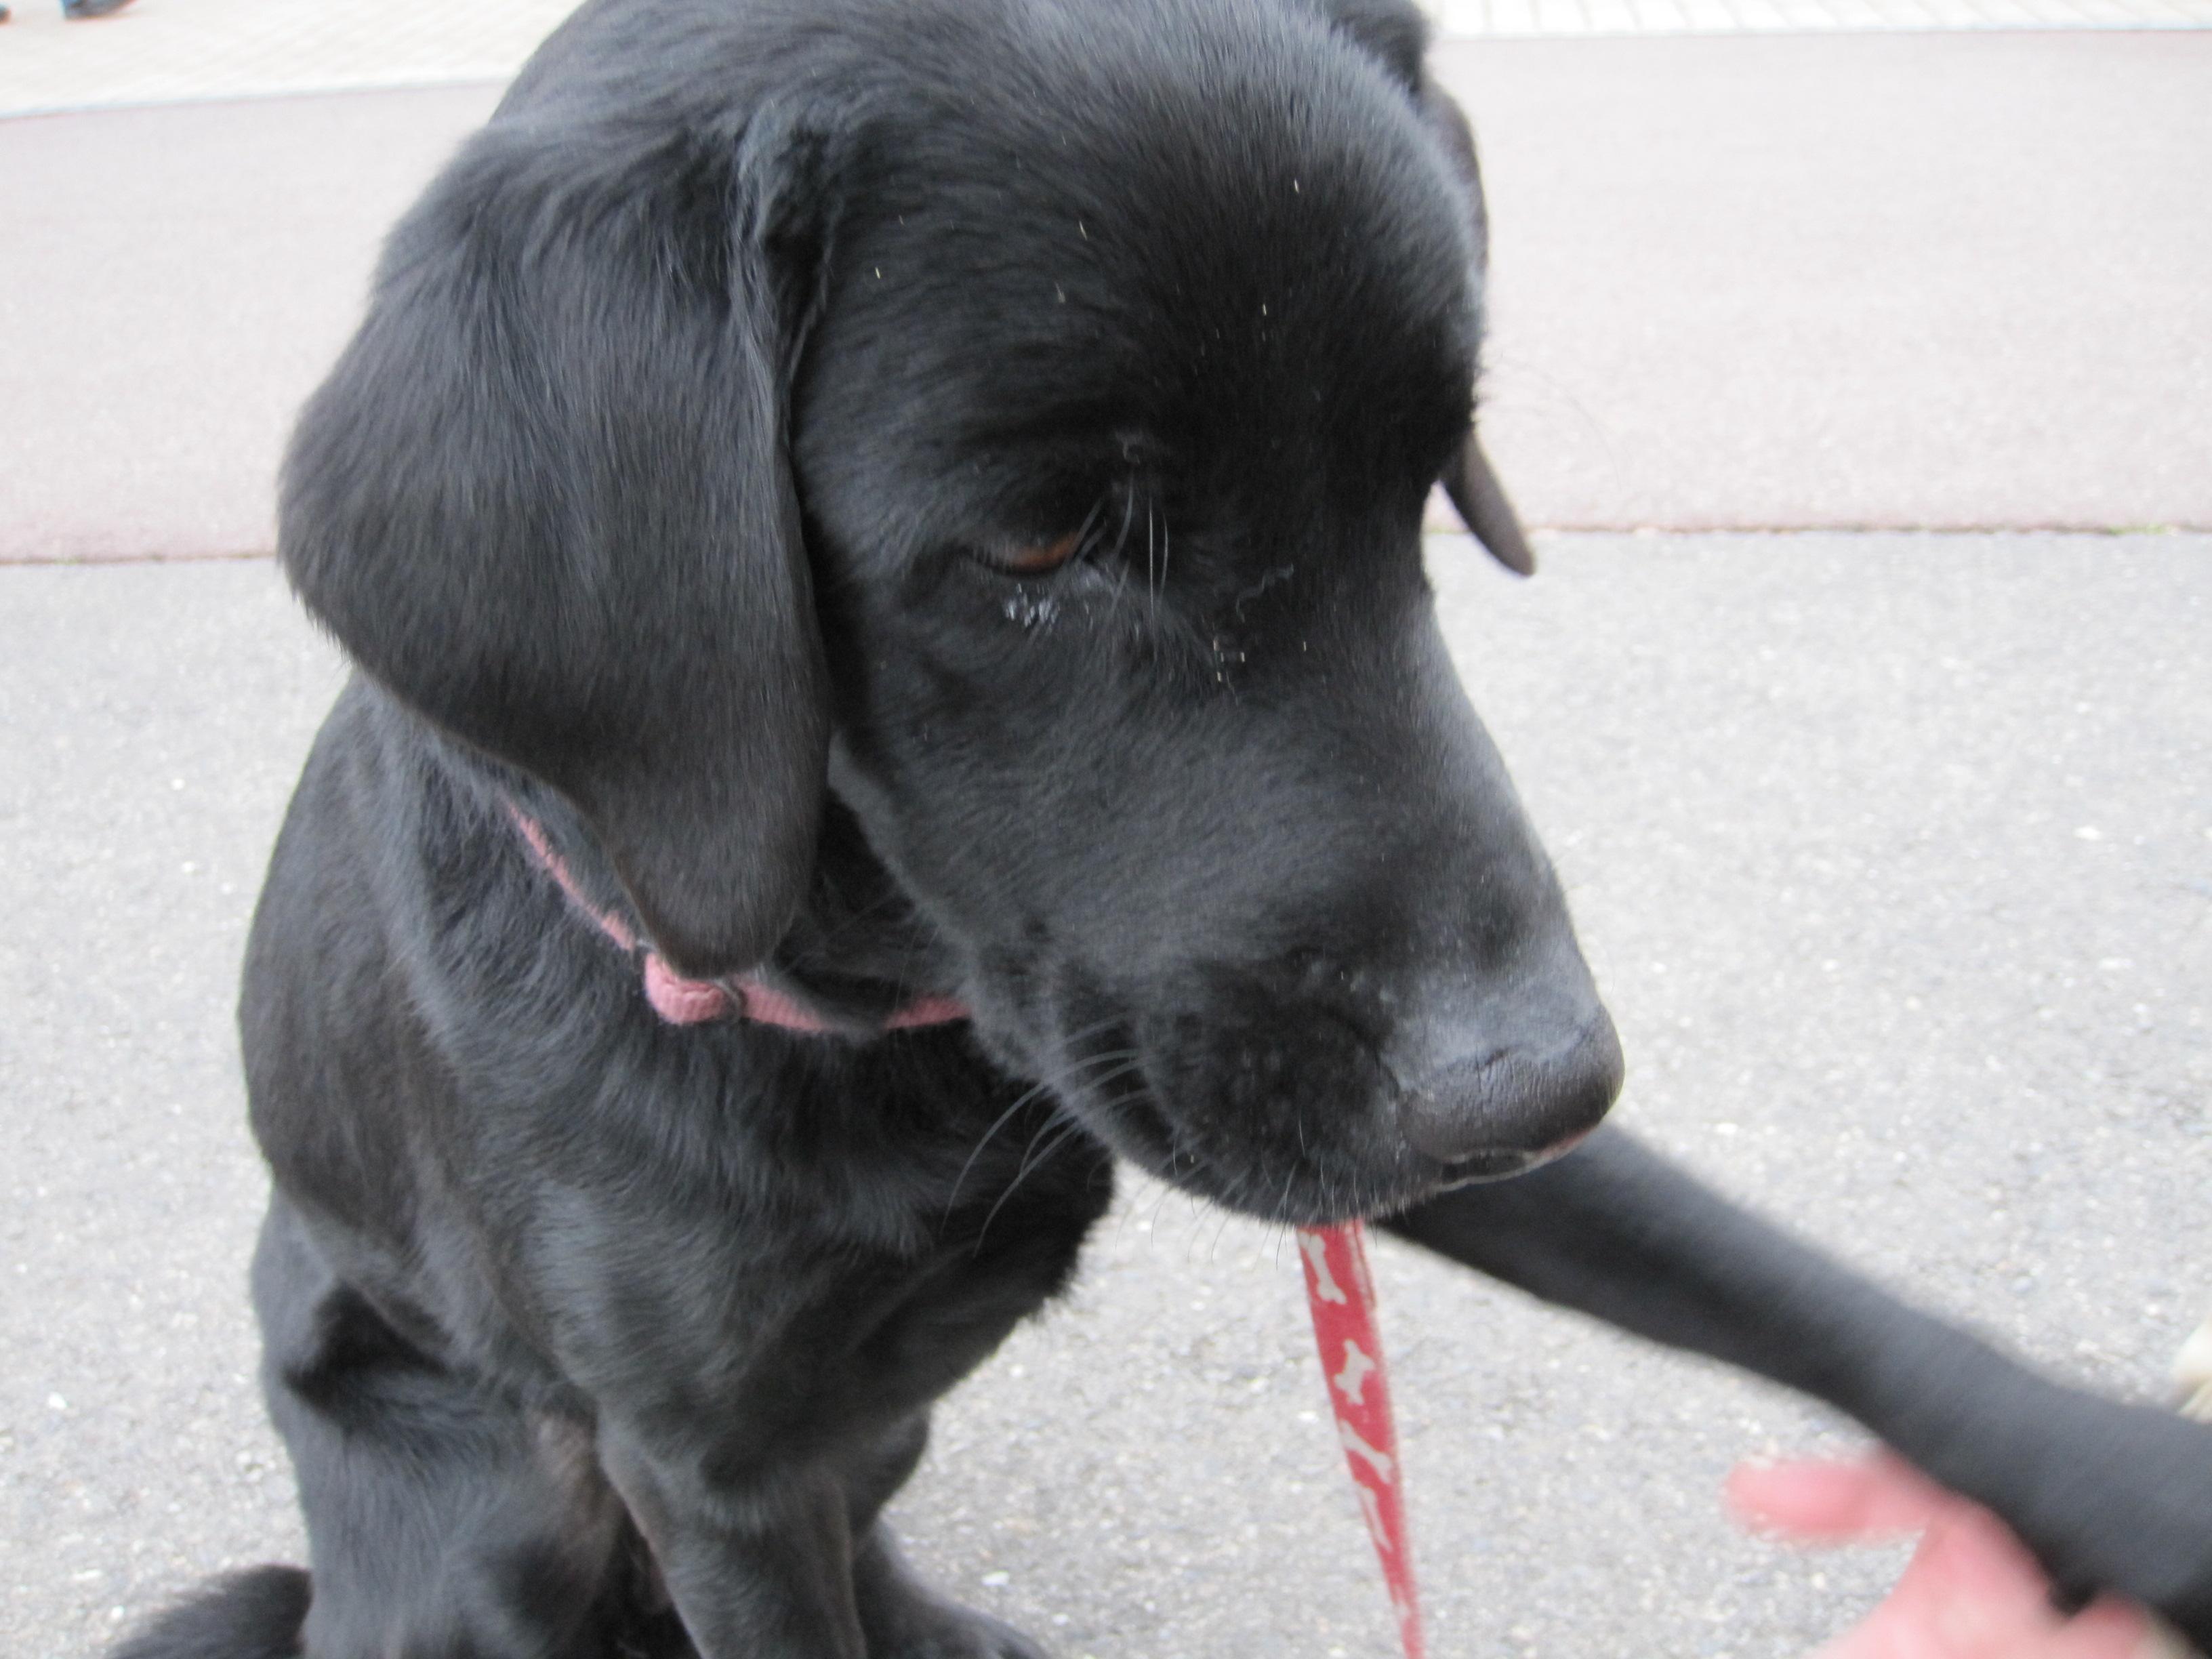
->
<box><xmin>63</xmin><ymin>0</ymin><xmax>140</xmax><ymax>16</ymax></box>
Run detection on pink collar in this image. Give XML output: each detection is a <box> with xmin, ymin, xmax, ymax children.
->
<box><xmin>507</xmin><ymin>807</ymin><xmax>968</xmax><ymax>1034</ymax></box>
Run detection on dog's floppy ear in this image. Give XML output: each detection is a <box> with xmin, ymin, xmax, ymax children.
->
<box><xmin>1420</xmin><ymin>77</ymin><xmax>1538</xmax><ymax>576</ymax></box>
<box><xmin>1291</xmin><ymin>0</ymin><xmax>1433</xmax><ymax>94</ymax></box>
<box><xmin>281</xmin><ymin>106</ymin><xmax>837</xmax><ymax>979</ymax></box>
<box><xmin>1440</xmin><ymin>424</ymin><xmax>1536</xmax><ymax>577</ymax></box>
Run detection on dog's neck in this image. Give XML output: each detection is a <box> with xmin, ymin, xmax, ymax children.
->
<box><xmin>496</xmin><ymin>780</ymin><xmax>967</xmax><ymax>1038</ymax></box>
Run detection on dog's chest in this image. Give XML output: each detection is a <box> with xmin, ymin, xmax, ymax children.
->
<box><xmin>465</xmin><ymin>1039</ymin><xmax>1117</xmax><ymax>1443</ymax></box>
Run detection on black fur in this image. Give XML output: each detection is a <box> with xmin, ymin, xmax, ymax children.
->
<box><xmin>112</xmin><ymin>1568</ymin><xmax>310</xmax><ymax>1659</ymax></box>
<box><xmin>118</xmin><ymin>1</ymin><xmax>2212</xmax><ymax>1654</ymax></box>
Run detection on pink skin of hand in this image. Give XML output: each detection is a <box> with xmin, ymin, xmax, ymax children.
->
<box><xmin>1726</xmin><ymin>1453</ymin><xmax>2165</xmax><ymax>1659</ymax></box>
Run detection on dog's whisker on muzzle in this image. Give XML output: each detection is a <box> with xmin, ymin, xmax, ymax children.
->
<box><xmin>942</xmin><ymin>1025</ymin><xmax>1136</xmax><ymax>1216</ymax></box>
<box><xmin>972</xmin><ymin>1112</ymin><xmax>1100</xmax><ymax>1256</ymax></box>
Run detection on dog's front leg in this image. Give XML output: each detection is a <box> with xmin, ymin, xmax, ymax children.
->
<box><xmin>598</xmin><ymin>1421</ymin><xmax>867</xmax><ymax>1659</ymax></box>
<box><xmin>1382</xmin><ymin>1128</ymin><xmax>2212</xmax><ymax>1647</ymax></box>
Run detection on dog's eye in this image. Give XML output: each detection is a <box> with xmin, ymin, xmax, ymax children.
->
<box><xmin>982</xmin><ymin>529</ymin><xmax>1085</xmax><ymax>577</ymax></box>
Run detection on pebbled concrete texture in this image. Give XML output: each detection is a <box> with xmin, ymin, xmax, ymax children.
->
<box><xmin>4</xmin><ymin>534</ymin><xmax>2207</xmax><ymax>1658</ymax></box>
<box><xmin>0</xmin><ymin>0</ymin><xmax>567</xmax><ymax>119</ymax></box>
<box><xmin>5</xmin><ymin>6</ymin><xmax>2210</xmax><ymax>1655</ymax></box>
<box><xmin>3</xmin><ymin>0</ymin><xmax>2203</xmax><ymax>126</ymax></box>
<box><xmin>1429</xmin><ymin>0</ymin><xmax>2212</xmax><ymax>29</ymax></box>
<box><xmin>5</xmin><ymin>35</ymin><xmax>2212</xmax><ymax>562</ymax></box>
<box><xmin>1443</xmin><ymin>31</ymin><xmax>2212</xmax><ymax>532</ymax></box>
<box><xmin>0</xmin><ymin>86</ymin><xmax>499</xmax><ymax>563</ymax></box>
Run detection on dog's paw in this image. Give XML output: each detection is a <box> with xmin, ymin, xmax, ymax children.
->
<box><xmin>854</xmin><ymin>1532</ymin><xmax>1052</xmax><ymax>1659</ymax></box>
<box><xmin>2007</xmin><ymin>1388</ymin><xmax>2212</xmax><ymax>1652</ymax></box>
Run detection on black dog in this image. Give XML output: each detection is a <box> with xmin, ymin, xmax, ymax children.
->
<box><xmin>119</xmin><ymin>1</ymin><xmax>2212</xmax><ymax>1654</ymax></box>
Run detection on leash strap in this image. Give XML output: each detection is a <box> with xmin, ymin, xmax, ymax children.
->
<box><xmin>1298</xmin><ymin>1221</ymin><xmax>1425</xmax><ymax>1659</ymax></box>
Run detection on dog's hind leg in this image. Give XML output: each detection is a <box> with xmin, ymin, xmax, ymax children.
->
<box><xmin>250</xmin><ymin>1197</ymin><xmax>638</xmax><ymax>1659</ymax></box>
<box><xmin>838</xmin><ymin>1414</ymin><xmax>1048</xmax><ymax>1659</ymax></box>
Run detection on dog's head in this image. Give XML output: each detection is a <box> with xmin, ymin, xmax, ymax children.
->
<box><xmin>281</xmin><ymin>0</ymin><xmax>1620</xmax><ymax>1225</ymax></box>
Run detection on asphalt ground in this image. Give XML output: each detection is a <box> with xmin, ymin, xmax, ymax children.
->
<box><xmin>4</xmin><ymin>0</ymin><xmax>2205</xmax><ymax>124</ymax></box>
<box><xmin>3</xmin><ymin>16</ymin><xmax>2210</xmax><ymax>1659</ymax></box>
<box><xmin>4</xmin><ymin>34</ymin><xmax>2209</xmax><ymax>564</ymax></box>
<box><xmin>6</xmin><ymin>535</ymin><xmax>2209</xmax><ymax>1658</ymax></box>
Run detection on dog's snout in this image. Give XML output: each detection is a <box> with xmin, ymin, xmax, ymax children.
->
<box><xmin>1395</xmin><ymin>1007</ymin><xmax>1623</xmax><ymax>1172</ymax></box>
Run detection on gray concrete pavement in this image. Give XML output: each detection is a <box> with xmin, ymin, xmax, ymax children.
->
<box><xmin>5</xmin><ymin>535</ymin><xmax>2208</xmax><ymax>1657</ymax></box>
<box><xmin>0</xmin><ymin>86</ymin><xmax>499</xmax><ymax>562</ymax></box>
<box><xmin>5</xmin><ymin>8</ymin><xmax>2211</xmax><ymax>1658</ymax></box>
<box><xmin>1444</xmin><ymin>33</ymin><xmax>2212</xmax><ymax>532</ymax></box>
<box><xmin>5</xmin><ymin>34</ymin><xmax>2209</xmax><ymax>563</ymax></box>
<box><xmin>0</xmin><ymin>0</ymin><xmax>571</xmax><ymax>119</ymax></box>
<box><xmin>2</xmin><ymin>0</ymin><xmax>2203</xmax><ymax>124</ymax></box>
<box><xmin>1433</xmin><ymin>0</ymin><xmax>2212</xmax><ymax>28</ymax></box>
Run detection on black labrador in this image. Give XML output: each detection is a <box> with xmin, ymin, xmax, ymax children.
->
<box><xmin>119</xmin><ymin>1</ymin><xmax>2212</xmax><ymax>1654</ymax></box>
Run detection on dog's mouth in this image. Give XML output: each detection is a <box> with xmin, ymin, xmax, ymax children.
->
<box><xmin>1022</xmin><ymin>1003</ymin><xmax>1580</xmax><ymax>1227</ymax></box>
<box><xmin>1437</xmin><ymin>1148</ymin><xmax>1548</xmax><ymax>1184</ymax></box>
<box><xmin>1082</xmin><ymin>1071</ymin><xmax>1566</xmax><ymax>1224</ymax></box>
<box><xmin>1434</xmin><ymin>1127</ymin><xmax>1597</xmax><ymax>1188</ymax></box>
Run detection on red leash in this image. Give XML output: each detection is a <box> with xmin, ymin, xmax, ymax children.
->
<box><xmin>1298</xmin><ymin>1221</ymin><xmax>1425</xmax><ymax>1659</ymax></box>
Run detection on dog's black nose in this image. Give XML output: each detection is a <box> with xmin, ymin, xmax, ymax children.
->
<box><xmin>1395</xmin><ymin>1008</ymin><xmax>1623</xmax><ymax>1169</ymax></box>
